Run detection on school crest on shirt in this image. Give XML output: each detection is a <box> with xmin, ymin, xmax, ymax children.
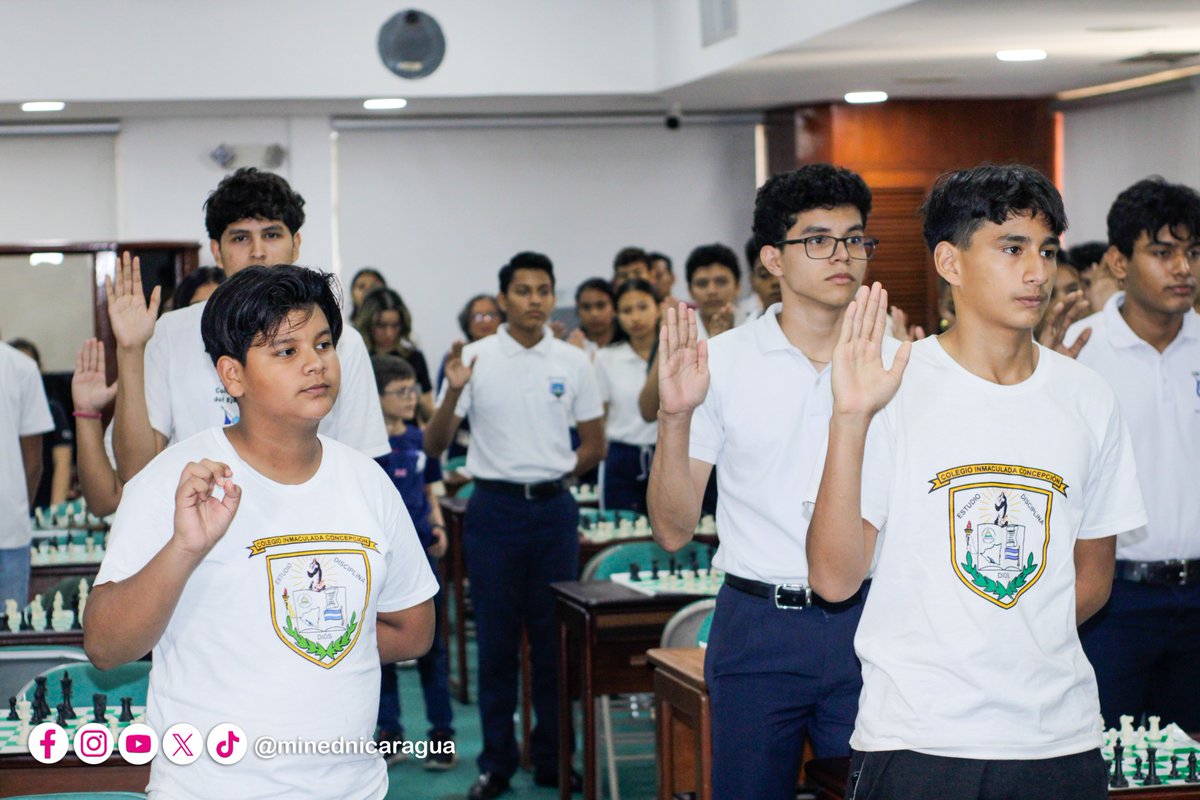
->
<box><xmin>248</xmin><ymin>534</ymin><xmax>378</xmax><ymax>669</ymax></box>
<box><xmin>1192</xmin><ymin>371</ymin><xmax>1200</xmax><ymax>398</ymax></box>
<box><xmin>548</xmin><ymin>376</ymin><xmax>566</xmax><ymax>398</ymax></box>
<box><xmin>929</xmin><ymin>464</ymin><xmax>1067</xmax><ymax>609</ymax></box>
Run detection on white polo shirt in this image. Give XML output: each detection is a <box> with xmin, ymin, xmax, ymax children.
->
<box><xmin>689</xmin><ymin>304</ymin><xmax>897</xmax><ymax>585</ymax></box>
<box><xmin>446</xmin><ymin>325</ymin><xmax>603</xmax><ymax>483</ymax></box>
<box><xmin>0</xmin><ymin>343</ymin><xmax>54</xmax><ymax>548</ymax></box>
<box><xmin>1067</xmin><ymin>292</ymin><xmax>1200</xmax><ymax>561</ymax></box>
<box><xmin>142</xmin><ymin>300</ymin><xmax>389</xmax><ymax>460</ymax></box>
<box><xmin>594</xmin><ymin>342</ymin><xmax>656</xmax><ymax>446</ymax></box>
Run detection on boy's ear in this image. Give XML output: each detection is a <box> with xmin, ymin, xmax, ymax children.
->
<box><xmin>290</xmin><ymin>231</ymin><xmax>302</xmax><ymax>264</ymax></box>
<box><xmin>216</xmin><ymin>355</ymin><xmax>246</xmax><ymax>399</ymax></box>
<box><xmin>933</xmin><ymin>241</ymin><xmax>963</xmax><ymax>287</ymax></box>
<box><xmin>760</xmin><ymin>245</ymin><xmax>785</xmax><ymax>279</ymax></box>
<box><xmin>1105</xmin><ymin>245</ymin><xmax>1129</xmax><ymax>281</ymax></box>
<box><xmin>209</xmin><ymin>239</ymin><xmax>225</xmax><ymax>270</ymax></box>
<box><xmin>495</xmin><ymin>292</ymin><xmax>509</xmax><ymax>314</ymax></box>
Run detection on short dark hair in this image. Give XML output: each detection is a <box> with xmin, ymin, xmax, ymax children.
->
<box><xmin>753</xmin><ymin>164</ymin><xmax>872</xmax><ymax>253</ymax></box>
<box><xmin>370</xmin><ymin>353</ymin><xmax>415</xmax><ymax>394</ymax></box>
<box><xmin>613</xmin><ymin>247</ymin><xmax>649</xmax><ymax>271</ymax></box>
<box><xmin>575</xmin><ymin>277</ymin><xmax>615</xmax><ymax>306</ymax></box>
<box><xmin>348</xmin><ymin>267</ymin><xmax>386</xmax><ymax>317</ymax></box>
<box><xmin>458</xmin><ymin>293</ymin><xmax>504</xmax><ymax>338</ymax></box>
<box><xmin>173</xmin><ymin>267</ymin><xmax>227</xmax><ymax>309</ymax></box>
<box><xmin>498</xmin><ymin>251</ymin><xmax>555</xmax><ymax>293</ymax></box>
<box><xmin>685</xmin><ymin>243</ymin><xmax>741</xmax><ymax>285</ymax></box>
<box><xmin>354</xmin><ymin>287</ymin><xmax>414</xmax><ymax>355</ymax></box>
<box><xmin>921</xmin><ymin>164</ymin><xmax>1067</xmax><ymax>252</ymax></box>
<box><xmin>647</xmin><ymin>251</ymin><xmax>672</xmax><ymax>272</ymax></box>
<box><xmin>201</xmin><ymin>265</ymin><xmax>342</xmax><ymax>366</ymax></box>
<box><xmin>1065</xmin><ymin>241</ymin><xmax>1108</xmax><ymax>270</ymax></box>
<box><xmin>1106</xmin><ymin>176</ymin><xmax>1200</xmax><ymax>257</ymax></box>
<box><xmin>7</xmin><ymin>338</ymin><xmax>39</xmax><ymax>368</ymax></box>
<box><xmin>610</xmin><ymin>277</ymin><xmax>659</xmax><ymax>344</ymax></box>
<box><xmin>203</xmin><ymin>167</ymin><xmax>306</xmax><ymax>242</ymax></box>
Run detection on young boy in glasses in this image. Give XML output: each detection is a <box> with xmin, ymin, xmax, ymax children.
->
<box><xmin>649</xmin><ymin>164</ymin><xmax>890</xmax><ymax>800</ymax></box>
<box><xmin>807</xmin><ymin>164</ymin><xmax>1146</xmax><ymax>799</ymax></box>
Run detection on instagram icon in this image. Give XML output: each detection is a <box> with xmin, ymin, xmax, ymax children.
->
<box><xmin>73</xmin><ymin>723</ymin><xmax>114</xmax><ymax>764</ymax></box>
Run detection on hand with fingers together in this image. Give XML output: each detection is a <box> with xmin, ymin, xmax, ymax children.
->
<box><xmin>1037</xmin><ymin>289</ymin><xmax>1092</xmax><ymax>359</ymax></box>
<box><xmin>658</xmin><ymin>302</ymin><xmax>709</xmax><ymax>417</ymax></box>
<box><xmin>832</xmin><ymin>283</ymin><xmax>912</xmax><ymax>419</ymax></box>
<box><xmin>105</xmin><ymin>251</ymin><xmax>162</xmax><ymax>350</ymax></box>
<box><xmin>72</xmin><ymin>339</ymin><xmax>118</xmax><ymax>415</ymax></box>
<box><xmin>889</xmin><ymin>306</ymin><xmax>926</xmax><ymax>343</ymax></box>
<box><xmin>172</xmin><ymin>459</ymin><xmax>242</xmax><ymax>558</ymax></box>
<box><xmin>443</xmin><ymin>341</ymin><xmax>475</xmax><ymax>390</ymax></box>
<box><xmin>706</xmin><ymin>302</ymin><xmax>736</xmax><ymax>338</ymax></box>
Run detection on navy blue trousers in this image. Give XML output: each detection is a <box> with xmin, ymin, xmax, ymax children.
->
<box><xmin>602</xmin><ymin>441</ymin><xmax>654</xmax><ymax>514</ymax></box>
<box><xmin>1080</xmin><ymin>578</ymin><xmax>1200</xmax><ymax>730</ymax></box>
<box><xmin>705</xmin><ymin>583</ymin><xmax>865</xmax><ymax>800</ymax></box>
<box><xmin>378</xmin><ymin>554</ymin><xmax>454</xmax><ymax>736</ymax></box>
<box><xmin>465</xmin><ymin>483</ymin><xmax>579</xmax><ymax>777</ymax></box>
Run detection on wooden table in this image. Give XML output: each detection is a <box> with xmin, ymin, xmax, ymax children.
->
<box><xmin>0</xmin><ymin>752</ymin><xmax>149</xmax><ymax>797</ymax></box>
<box><xmin>553</xmin><ymin>580</ymin><xmax>709</xmax><ymax>800</ymax></box>
<box><xmin>648</xmin><ymin>647</ymin><xmax>711</xmax><ymax>800</ymax></box>
<box><xmin>0</xmin><ymin>630</ymin><xmax>84</xmax><ymax>647</ymax></box>
<box><xmin>28</xmin><ymin>563</ymin><xmax>98</xmax><ymax>604</ymax></box>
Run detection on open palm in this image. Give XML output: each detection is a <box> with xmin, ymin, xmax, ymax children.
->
<box><xmin>105</xmin><ymin>251</ymin><xmax>161</xmax><ymax>349</ymax></box>
<box><xmin>831</xmin><ymin>283</ymin><xmax>911</xmax><ymax>418</ymax></box>
<box><xmin>72</xmin><ymin>339</ymin><xmax>118</xmax><ymax>414</ymax></box>
<box><xmin>443</xmin><ymin>341</ymin><xmax>474</xmax><ymax>389</ymax></box>
<box><xmin>658</xmin><ymin>303</ymin><xmax>709</xmax><ymax>415</ymax></box>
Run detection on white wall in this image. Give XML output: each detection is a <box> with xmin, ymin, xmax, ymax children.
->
<box><xmin>1061</xmin><ymin>80</ymin><xmax>1200</xmax><ymax>244</ymax></box>
<box><xmin>0</xmin><ymin>133</ymin><xmax>115</xmax><ymax>241</ymax></box>
<box><xmin>336</xmin><ymin>119</ymin><xmax>757</xmax><ymax>361</ymax></box>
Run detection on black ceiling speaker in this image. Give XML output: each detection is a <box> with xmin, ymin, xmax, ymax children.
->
<box><xmin>378</xmin><ymin>10</ymin><xmax>445</xmax><ymax>79</ymax></box>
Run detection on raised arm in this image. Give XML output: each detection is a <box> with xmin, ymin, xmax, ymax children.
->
<box><xmin>423</xmin><ymin>341</ymin><xmax>471</xmax><ymax>458</ymax></box>
<box><xmin>71</xmin><ymin>339</ymin><xmax>123</xmax><ymax>516</ymax></box>
<box><xmin>647</xmin><ymin>304</ymin><xmax>715</xmax><ymax>552</ymax></box>
<box><xmin>109</xmin><ymin>252</ymin><xmax>166</xmax><ymax>481</ymax></box>
<box><xmin>1038</xmin><ymin>289</ymin><xmax>1092</xmax><ymax>359</ymax></box>
<box><xmin>807</xmin><ymin>283</ymin><xmax>910</xmax><ymax>602</ymax></box>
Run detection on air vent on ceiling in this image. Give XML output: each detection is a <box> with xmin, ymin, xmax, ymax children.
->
<box><xmin>1118</xmin><ymin>51</ymin><xmax>1200</xmax><ymax>65</ymax></box>
<box><xmin>700</xmin><ymin>0</ymin><xmax>738</xmax><ymax>47</ymax></box>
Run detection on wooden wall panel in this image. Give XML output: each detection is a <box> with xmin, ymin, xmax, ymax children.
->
<box><xmin>863</xmin><ymin>188</ymin><xmax>935</xmax><ymax>330</ymax></box>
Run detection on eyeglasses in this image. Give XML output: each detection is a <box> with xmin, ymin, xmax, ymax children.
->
<box><xmin>471</xmin><ymin>313</ymin><xmax>498</xmax><ymax>322</ymax></box>
<box><xmin>382</xmin><ymin>386</ymin><xmax>420</xmax><ymax>397</ymax></box>
<box><xmin>775</xmin><ymin>235</ymin><xmax>878</xmax><ymax>261</ymax></box>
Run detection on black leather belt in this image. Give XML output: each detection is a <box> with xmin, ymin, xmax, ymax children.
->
<box><xmin>474</xmin><ymin>477</ymin><xmax>568</xmax><ymax>501</ymax></box>
<box><xmin>724</xmin><ymin>573</ymin><xmax>866</xmax><ymax>611</ymax></box>
<box><xmin>1115</xmin><ymin>559</ymin><xmax>1200</xmax><ymax>587</ymax></box>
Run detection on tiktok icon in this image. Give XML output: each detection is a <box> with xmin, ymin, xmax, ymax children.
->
<box><xmin>207</xmin><ymin>723</ymin><xmax>247</xmax><ymax>764</ymax></box>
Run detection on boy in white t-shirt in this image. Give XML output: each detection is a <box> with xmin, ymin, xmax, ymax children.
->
<box><xmin>85</xmin><ymin>265</ymin><xmax>437</xmax><ymax>800</ymax></box>
<box><xmin>807</xmin><ymin>164</ymin><xmax>1147</xmax><ymax>799</ymax></box>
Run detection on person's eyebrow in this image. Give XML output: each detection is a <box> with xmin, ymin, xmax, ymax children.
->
<box><xmin>995</xmin><ymin>234</ymin><xmax>1031</xmax><ymax>245</ymax></box>
<box><xmin>797</xmin><ymin>223</ymin><xmax>865</xmax><ymax>235</ymax></box>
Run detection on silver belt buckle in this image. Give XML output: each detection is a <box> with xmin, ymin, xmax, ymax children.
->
<box><xmin>523</xmin><ymin>483</ymin><xmax>535</xmax><ymax>501</ymax></box>
<box><xmin>1179</xmin><ymin>559</ymin><xmax>1189</xmax><ymax>585</ymax></box>
<box><xmin>774</xmin><ymin>583</ymin><xmax>811</xmax><ymax>610</ymax></box>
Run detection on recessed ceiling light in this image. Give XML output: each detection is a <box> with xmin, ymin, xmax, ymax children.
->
<box><xmin>29</xmin><ymin>253</ymin><xmax>64</xmax><ymax>266</ymax></box>
<box><xmin>996</xmin><ymin>49</ymin><xmax>1047</xmax><ymax>62</ymax></box>
<box><xmin>844</xmin><ymin>91</ymin><xmax>888</xmax><ymax>104</ymax></box>
<box><xmin>363</xmin><ymin>98</ymin><xmax>408</xmax><ymax>110</ymax></box>
<box><xmin>21</xmin><ymin>101</ymin><xmax>66</xmax><ymax>112</ymax></box>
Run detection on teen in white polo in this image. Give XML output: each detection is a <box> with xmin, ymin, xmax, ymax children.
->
<box><xmin>1070</xmin><ymin>176</ymin><xmax>1200</xmax><ymax>730</ymax></box>
<box><xmin>649</xmin><ymin>165</ymin><xmax>889</xmax><ymax>800</ymax></box>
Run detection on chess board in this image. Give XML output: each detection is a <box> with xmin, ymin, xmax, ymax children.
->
<box><xmin>611</xmin><ymin>569</ymin><xmax>725</xmax><ymax>597</ymax></box>
<box><xmin>0</xmin><ymin>705</ymin><xmax>147</xmax><ymax>755</ymax></box>
<box><xmin>1103</xmin><ymin>724</ymin><xmax>1200</xmax><ymax>791</ymax></box>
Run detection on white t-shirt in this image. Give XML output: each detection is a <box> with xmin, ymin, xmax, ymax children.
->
<box><xmin>95</xmin><ymin>429</ymin><xmax>438</xmax><ymax>800</ymax></box>
<box><xmin>818</xmin><ymin>337</ymin><xmax>1146</xmax><ymax>759</ymax></box>
<box><xmin>693</xmin><ymin>306</ymin><xmax>896</xmax><ymax>584</ymax></box>
<box><xmin>1067</xmin><ymin>293</ymin><xmax>1200</xmax><ymax>561</ymax></box>
<box><xmin>444</xmin><ymin>326</ymin><xmax>603</xmax><ymax>482</ymax></box>
<box><xmin>593</xmin><ymin>342</ymin><xmax>656</xmax><ymax>446</ymax></box>
<box><xmin>142</xmin><ymin>301</ymin><xmax>388</xmax><ymax>461</ymax></box>
<box><xmin>0</xmin><ymin>342</ymin><xmax>54</xmax><ymax>548</ymax></box>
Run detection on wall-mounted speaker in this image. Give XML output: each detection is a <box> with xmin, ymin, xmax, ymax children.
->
<box><xmin>378</xmin><ymin>10</ymin><xmax>446</xmax><ymax>79</ymax></box>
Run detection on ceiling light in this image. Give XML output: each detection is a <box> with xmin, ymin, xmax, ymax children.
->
<box><xmin>363</xmin><ymin>98</ymin><xmax>408</xmax><ymax>110</ymax></box>
<box><xmin>29</xmin><ymin>253</ymin><xmax>64</xmax><ymax>266</ymax></box>
<box><xmin>21</xmin><ymin>101</ymin><xmax>66</xmax><ymax>112</ymax></box>
<box><xmin>996</xmin><ymin>49</ymin><xmax>1047</xmax><ymax>62</ymax></box>
<box><xmin>844</xmin><ymin>91</ymin><xmax>888</xmax><ymax>104</ymax></box>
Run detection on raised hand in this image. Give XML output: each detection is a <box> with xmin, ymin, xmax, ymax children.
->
<box><xmin>1037</xmin><ymin>289</ymin><xmax>1091</xmax><ymax>359</ymax></box>
<box><xmin>658</xmin><ymin>302</ymin><xmax>709</xmax><ymax>416</ymax></box>
<box><xmin>705</xmin><ymin>302</ymin><xmax>736</xmax><ymax>337</ymax></box>
<box><xmin>172</xmin><ymin>459</ymin><xmax>241</xmax><ymax>558</ymax></box>
<box><xmin>889</xmin><ymin>306</ymin><xmax>926</xmax><ymax>342</ymax></box>
<box><xmin>567</xmin><ymin>328</ymin><xmax>587</xmax><ymax>350</ymax></box>
<box><xmin>72</xmin><ymin>339</ymin><xmax>118</xmax><ymax>414</ymax></box>
<box><xmin>443</xmin><ymin>341</ymin><xmax>475</xmax><ymax>390</ymax></box>
<box><xmin>832</xmin><ymin>283</ymin><xmax>911</xmax><ymax>418</ymax></box>
<box><xmin>104</xmin><ymin>251</ymin><xmax>161</xmax><ymax>350</ymax></box>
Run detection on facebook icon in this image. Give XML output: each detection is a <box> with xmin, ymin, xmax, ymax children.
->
<box><xmin>28</xmin><ymin>722</ymin><xmax>68</xmax><ymax>763</ymax></box>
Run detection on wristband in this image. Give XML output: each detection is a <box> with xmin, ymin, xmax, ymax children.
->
<box><xmin>72</xmin><ymin>411</ymin><xmax>102</xmax><ymax>420</ymax></box>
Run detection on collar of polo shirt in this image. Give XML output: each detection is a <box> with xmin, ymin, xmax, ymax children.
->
<box><xmin>1104</xmin><ymin>291</ymin><xmax>1200</xmax><ymax>350</ymax></box>
<box><xmin>496</xmin><ymin>324</ymin><xmax>555</xmax><ymax>355</ymax></box>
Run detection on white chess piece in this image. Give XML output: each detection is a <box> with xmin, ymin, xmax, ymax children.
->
<box><xmin>29</xmin><ymin>595</ymin><xmax>46</xmax><ymax>632</ymax></box>
<box><xmin>52</xmin><ymin>592</ymin><xmax>63</xmax><ymax>614</ymax></box>
<box><xmin>1120</xmin><ymin>714</ymin><xmax>1135</xmax><ymax>744</ymax></box>
<box><xmin>5</xmin><ymin>599</ymin><xmax>18</xmax><ymax>632</ymax></box>
<box><xmin>1149</xmin><ymin>715</ymin><xmax>1161</xmax><ymax>740</ymax></box>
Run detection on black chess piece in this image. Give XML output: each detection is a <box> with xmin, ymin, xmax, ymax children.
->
<box><xmin>1170</xmin><ymin>754</ymin><xmax>1180</xmax><ymax>779</ymax></box>
<box><xmin>1187</xmin><ymin>752</ymin><xmax>1199</xmax><ymax>783</ymax></box>
<box><xmin>6</xmin><ymin>696</ymin><xmax>17</xmax><ymax>721</ymax></box>
<box><xmin>1145</xmin><ymin>745</ymin><xmax>1162</xmax><ymax>785</ymax></box>
<box><xmin>689</xmin><ymin>551</ymin><xmax>699</xmax><ymax>578</ymax></box>
<box><xmin>55</xmin><ymin>702</ymin><xmax>68</xmax><ymax>728</ymax></box>
<box><xmin>1111</xmin><ymin>740</ymin><xmax>1129</xmax><ymax>788</ymax></box>
<box><xmin>650</xmin><ymin>559</ymin><xmax>659</xmax><ymax>580</ymax></box>
<box><xmin>59</xmin><ymin>674</ymin><xmax>76</xmax><ymax>720</ymax></box>
<box><xmin>669</xmin><ymin>556</ymin><xmax>678</xmax><ymax>577</ymax></box>
<box><xmin>33</xmin><ymin>677</ymin><xmax>50</xmax><ymax>718</ymax></box>
<box><xmin>1134</xmin><ymin>755</ymin><xmax>1144</xmax><ymax>780</ymax></box>
<box><xmin>629</xmin><ymin>563</ymin><xmax>641</xmax><ymax>582</ymax></box>
<box><xmin>92</xmin><ymin>693</ymin><xmax>107</xmax><ymax>724</ymax></box>
<box><xmin>119</xmin><ymin>697</ymin><xmax>134</xmax><ymax>723</ymax></box>
<box><xmin>29</xmin><ymin>705</ymin><xmax>44</xmax><ymax>726</ymax></box>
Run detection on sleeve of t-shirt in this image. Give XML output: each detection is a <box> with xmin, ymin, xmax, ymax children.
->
<box><xmin>93</xmin><ymin>459</ymin><xmax>176</xmax><ymax>585</ymax></box>
<box><xmin>143</xmin><ymin>326</ymin><xmax>174</xmax><ymax>441</ymax></box>
<box><xmin>1078</xmin><ymin>399</ymin><xmax>1148</xmax><ymax>540</ymax></box>
<box><xmin>327</xmin><ymin>328</ymin><xmax>390</xmax><ymax>458</ymax></box>
<box><xmin>16</xmin><ymin>357</ymin><xmax>54</xmax><ymax>437</ymax></box>
<box><xmin>593</xmin><ymin>352</ymin><xmax>613</xmax><ymax>404</ymax></box>
<box><xmin>688</xmin><ymin>382</ymin><xmax>723</xmax><ymax>466</ymax></box>
<box><xmin>407</xmin><ymin>349</ymin><xmax>433</xmax><ymax>394</ymax></box>
<box><xmin>571</xmin><ymin>355</ymin><xmax>604</xmax><ymax>423</ymax></box>
<box><xmin>376</xmin><ymin>482</ymin><xmax>439</xmax><ymax>613</ymax></box>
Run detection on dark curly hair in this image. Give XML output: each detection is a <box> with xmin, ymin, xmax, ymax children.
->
<box><xmin>685</xmin><ymin>243</ymin><xmax>741</xmax><ymax>285</ymax></box>
<box><xmin>921</xmin><ymin>164</ymin><xmax>1067</xmax><ymax>252</ymax></box>
<box><xmin>203</xmin><ymin>167</ymin><xmax>306</xmax><ymax>242</ymax></box>
<box><xmin>752</xmin><ymin>164</ymin><xmax>872</xmax><ymax>253</ymax></box>
<box><xmin>1107</xmin><ymin>176</ymin><xmax>1200</xmax><ymax>257</ymax></box>
<box><xmin>499</xmin><ymin>251</ymin><xmax>555</xmax><ymax>293</ymax></box>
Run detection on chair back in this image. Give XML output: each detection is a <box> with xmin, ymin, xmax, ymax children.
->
<box><xmin>457</xmin><ymin>480</ymin><xmax>475</xmax><ymax>500</ymax></box>
<box><xmin>19</xmin><ymin>660</ymin><xmax>151</xmax><ymax>706</ymax></box>
<box><xmin>660</xmin><ymin>598</ymin><xmax>717</xmax><ymax>648</ymax></box>
<box><xmin>581</xmin><ymin>540</ymin><xmax>712</xmax><ymax>581</ymax></box>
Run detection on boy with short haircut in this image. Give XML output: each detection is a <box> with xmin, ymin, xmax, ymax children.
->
<box><xmin>648</xmin><ymin>251</ymin><xmax>676</xmax><ymax>302</ymax></box>
<box><xmin>85</xmin><ymin>266</ymin><xmax>437</xmax><ymax>800</ymax></box>
<box><xmin>684</xmin><ymin>243</ymin><xmax>741</xmax><ymax>339</ymax></box>
<box><xmin>371</xmin><ymin>353</ymin><xmax>457</xmax><ymax>769</ymax></box>
<box><xmin>807</xmin><ymin>164</ymin><xmax>1146</xmax><ymax>799</ymax></box>
<box><xmin>742</xmin><ymin>234</ymin><xmax>782</xmax><ymax>320</ymax></box>
<box><xmin>1069</xmin><ymin>177</ymin><xmax>1200</xmax><ymax>730</ymax></box>
<box><xmin>649</xmin><ymin>164</ymin><xmax>887</xmax><ymax>800</ymax></box>
<box><xmin>112</xmin><ymin>167</ymin><xmax>387</xmax><ymax>482</ymax></box>
<box><xmin>612</xmin><ymin>246</ymin><xmax>651</xmax><ymax>287</ymax></box>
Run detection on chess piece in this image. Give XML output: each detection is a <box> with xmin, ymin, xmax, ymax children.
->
<box><xmin>7</xmin><ymin>696</ymin><xmax>17</xmax><ymax>721</ymax></box>
<box><xmin>16</xmin><ymin>699</ymin><xmax>31</xmax><ymax>723</ymax></box>
<box><xmin>92</xmin><ymin>693</ymin><xmax>107</xmax><ymax>724</ymax></box>
<box><xmin>33</xmin><ymin>677</ymin><xmax>50</xmax><ymax>718</ymax></box>
<box><xmin>629</xmin><ymin>563</ymin><xmax>641</xmax><ymax>582</ymax></box>
<box><xmin>1171</xmin><ymin>755</ymin><xmax>1181</xmax><ymax>779</ymax></box>
<box><xmin>119</xmin><ymin>697</ymin><xmax>134</xmax><ymax>723</ymax></box>
<box><xmin>1134</xmin><ymin>755</ymin><xmax>1144</xmax><ymax>780</ymax></box>
<box><xmin>29</xmin><ymin>595</ymin><xmax>47</xmax><ymax>632</ymax></box>
<box><xmin>689</xmin><ymin>551</ymin><xmax>699</xmax><ymax>578</ymax></box>
<box><xmin>1145</xmin><ymin>745</ymin><xmax>1162</xmax><ymax>785</ymax></box>
<box><xmin>650</xmin><ymin>559</ymin><xmax>659</xmax><ymax>580</ymax></box>
<box><xmin>1120</xmin><ymin>714</ymin><xmax>1136</xmax><ymax>743</ymax></box>
<box><xmin>55</xmin><ymin>702</ymin><xmax>68</xmax><ymax>728</ymax></box>
<box><xmin>4</xmin><ymin>599</ymin><xmax>17</xmax><ymax>632</ymax></box>
<box><xmin>669</xmin><ymin>556</ymin><xmax>677</xmax><ymax>577</ymax></box>
<box><xmin>1188</xmin><ymin>753</ymin><xmax>1199</xmax><ymax>783</ymax></box>
<box><xmin>60</xmin><ymin>674</ymin><xmax>75</xmax><ymax>720</ymax></box>
<box><xmin>1111</xmin><ymin>740</ymin><xmax>1129</xmax><ymax>788</ymax></box>
<box><xmin>1149</xmin><ymin>715</ymin><xmax>1162</xmax><ymax>740</ymax></box>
